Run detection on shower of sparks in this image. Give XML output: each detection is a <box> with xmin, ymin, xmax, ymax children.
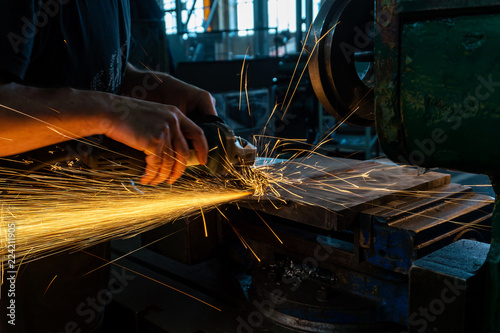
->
<box><xmin>0</xmin><ymin>20</ymin><xmax>495</xmax><ymax>315</ymax></box>
<box><xmin>0</xmin><ymin>120</ymin><xmax>494</xmax><ymax>310</ymax></box>
<box><xmin>0</xmin><ymin>118</ymin><xmax>493</xmax><ymax>319</ymax></box>
<box><xmin>0</xmin><ymin>164</ymin><xmax>257</xmax><ymax>266</ymax></box>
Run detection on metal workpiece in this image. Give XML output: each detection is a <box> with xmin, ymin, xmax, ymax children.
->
<box><xmin>97</xmin><ymin>156</ymin><xmax>494</xmax><ymax>332</ymax></box>
<box><xmin>243</xmin><ymin>155</ymin><xmax>451</xmax><ymax>231</ymax></box>
<box><xmin>308</xmin><ymin>0</ymin><xmax>375</xmax><ymax>127</ymax></box>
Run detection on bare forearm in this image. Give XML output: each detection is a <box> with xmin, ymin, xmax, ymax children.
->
<box><xmin>0</xmin><ymin>82</ymin><xmax>111</xmax><ymax>156</ymax></box>
<box><xmin>0</xmin><ymin>79</ymin><xmax>210</xmax><ymax>185</ymax></box>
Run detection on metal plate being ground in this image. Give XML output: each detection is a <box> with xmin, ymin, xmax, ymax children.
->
<box><xmin>245</xmin><ymin>155</ymin><xmax>450</xmax><ymax>231</ymax></box>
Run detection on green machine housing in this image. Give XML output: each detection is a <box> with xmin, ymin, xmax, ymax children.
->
<box><xmin>309</xmin><ymin>0</ymin><xmax>500</xmax><ymax>331</ymax></box>
<box><xmin>374</xmin><ymin>1</ymin><xmax>500</xmax><ymax>331</ymax></box>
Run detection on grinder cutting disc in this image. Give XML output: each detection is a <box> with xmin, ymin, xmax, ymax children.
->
<box><xmin>187</xmin><ymin>115</ymin><xmax>256</xmax><ymax>176</ymax></box>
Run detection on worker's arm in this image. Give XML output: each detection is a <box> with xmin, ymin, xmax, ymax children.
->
<box><xmin>0</xmin><ymin>80</ymin><xmax>208</xmax><ymax>185</ymax></box>
<box><xmin>121</xmin><ymin>63</ymin><xmax>217</xmax><ymax>117</ymax></box>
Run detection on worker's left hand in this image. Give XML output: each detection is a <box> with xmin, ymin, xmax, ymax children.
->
<box><xmin>121</xmin><ymin>64</ymin><xmax>218</xmax><ymax>117</ymax></box>
<box><xmin>154</xmin><ymin>74</ymin><xmax>218</xmax><ymax>117</ymax></box>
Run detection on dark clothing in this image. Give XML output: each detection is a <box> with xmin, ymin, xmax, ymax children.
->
<box><xmin>0</xmin><ymin>0</ymin><xmax>131</xmax><ymax>94</ymax></box>
<box><xmin>0</xmin><ymin>1</ymin><xmax>131</xmax><ymax>332</ymax></box>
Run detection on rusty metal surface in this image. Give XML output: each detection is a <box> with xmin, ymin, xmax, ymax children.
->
<box><xmin>231</xmin><ymin>157</ymin><xmax>492</xmax><ymax>329</ymax></box>
<box><xmin>245</xmin><ymin>156</ymin><xmax>450</xmax><ymax>231</ymax></box>
<box><xmin>360</xmin><ymin>183</ymin><xmax>493</xmax><ymax>273</ymax></box>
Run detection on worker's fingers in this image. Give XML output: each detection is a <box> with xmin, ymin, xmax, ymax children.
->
<box><xmin>149</xmin><ymin>131</ymin><xmax>176</xmax><ymax>186</ymax></box>
<box><xmin>158</xmin><ymin>75</ymin><xmax>218</xmax><ymax>116</ymax></box>
<box><xmin>198</xmin><ymin>92</ymin><xmax>218</xmax><ymax>116</ymax></box>
<box><xmin>105</xmin><ymin>97</ymin><xmax>207</xmax><ymax>186</ymax></box>
<box><xmin>180</xmin><ymin>117</ymin><xmax>208</xmax><ymax>165</ymax></box>
<box><xmin>145</xmin><ymin>112</ymin><xmax>193</xmax><ymax>186</ymax></box>
<box><xmin>140</xmin><ymin>135</ymin><xmax>165</xmax><ymax>185</ymax></box>
<box><xmin>165</xmin><ymin>124</ymin><xmax>190</xmax><ymax>184</ymax></box>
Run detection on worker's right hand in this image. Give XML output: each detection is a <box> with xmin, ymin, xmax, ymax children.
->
<box><xmin>103</xmin><ymin>97</ymin><xmax>208</xmax><ymax>186</ymax></box>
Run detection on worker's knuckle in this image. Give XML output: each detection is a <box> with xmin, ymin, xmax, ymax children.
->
<box><xmin>165</xmin><ymin>159</ymin><xmax>175</xmax><ymax>170</ymax></box>
<box><xmin>163</xmin><ymin>156</ymin><xmax>175</xmax><ymax>168</ymax></box>
<box><xmin>179</xmin><ymin>145</ymin><xmax>190</xmax><ymax>157</ymax></box>
<box><xmin>168</xmin><ymin>106</ymin><xmax>182</xmax><ymax>116</ymax></box>
<box><xmin>199</xmin><ymin>90</ymin><xmax>213</xmax><ymax>102</ymax></box>
<box><xmin>191</xmin><ymin>125</ymin><xmax>204</xmax><ymax>139</ymax></box>
<box><xmin>145</xmin><ymin>154</ymin><xmax>161</xmax><ymax>167</ymax></box>
<box><xmin>166</xmin><ymin>112</ymin><xmax>181</xmax><ymax>126</ymax></box>
<box><xmin>149</xmin><ymin>131</ymin><xmax>165</xmax><ymax>145</ymax></box>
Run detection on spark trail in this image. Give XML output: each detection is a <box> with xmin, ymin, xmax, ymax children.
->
<box><xmin>0</xmin><ymin>141</ymin><xmax>494</xmax><ymax>270</ymax></box>
<box><xmin>0</xmin><ymin>19</ymin><xmax>493</xmax><ymax>270</ymax></box>
<box><xmin>0</xmin><ymin>144</ymin><xmax>296</xmax><ymax>267</ymax></box>
<box><xmin>0</xmin><ymin>166</ymin><xmax>253</xmax><ymax>266</ymax></box>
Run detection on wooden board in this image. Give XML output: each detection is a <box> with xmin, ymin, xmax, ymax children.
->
<box><xmin>243</xmin><ymin>155</ymin><xmax>450</xmax><ymax>231</ymax></box>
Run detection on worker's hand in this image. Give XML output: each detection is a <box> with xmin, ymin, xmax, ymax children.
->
<box><xmin>104</xmin><ymin>97</ymin><xmax>208</xmax><ymax>186</ymax></box>
<box><xmin>153</xmin><ymin>74</ymin><xmax>218</xmax><ymax>117</ymax></box>
<box><xmin>121</xmin><ymin>63</ymin><xmax>218</xmax><ymax>117</ymax></box>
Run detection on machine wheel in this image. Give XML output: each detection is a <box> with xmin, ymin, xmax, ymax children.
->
<box><xmin>308</xmin><ymin>0</ymin><xmax>375</xmax><ymax>126</ymax></box>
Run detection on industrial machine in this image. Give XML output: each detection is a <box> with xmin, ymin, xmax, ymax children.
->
<box><xmin>4</xmin><ymin>0</ymin><xmax>500</xmax><ymax>332</ymax></box>
<box><xmin>306</xmin><ymin>0</ymin><xmax>500</xmax><ymax>331</ymax></box>
<box><xmin>102</xmin><ymin>0</ymin><xmax>500</xmax><ymax>325</ymax></box>
<box><xmin>99</xmin><ymin>1</ymin><xmax>500</xmax><ymax>332</ymax></box>
<box><xmin>161</xmin><ymin>0</ymin><xmax>498</xmax><ymax>331</ymax></box>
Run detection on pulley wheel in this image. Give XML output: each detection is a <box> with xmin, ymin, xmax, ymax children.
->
<box><xmin>309</xmin><ymin>0</ymin><xmax>375</xmax><ymax>126</ymax></box>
